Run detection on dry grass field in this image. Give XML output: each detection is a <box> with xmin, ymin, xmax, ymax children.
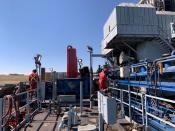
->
<box><xmin>0</xmin><ymin>75</ymin><xmax>28</xmax><ymax>85</ymax></box>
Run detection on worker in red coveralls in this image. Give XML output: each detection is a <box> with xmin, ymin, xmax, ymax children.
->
<box><xmin>98</xmin><ymin>67</ymin><xmax>109</xmax><ymax>92</ymax></box>
<box><xmin>29</xmin><ymin>69</ymin><xmax>38</xmax><ymax>98</ymax></box>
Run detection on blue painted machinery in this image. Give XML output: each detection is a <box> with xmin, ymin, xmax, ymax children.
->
<box><xmin>118</xmin><ymin>53</ymin><xmax>175</xmax><ymax>96</ymax></box>
<box><xmin>113</xmin><ymin>52</ymin><xmax>175</xmax><ymax>130</ymax></box>
<box><xmin>56</xmin><ymin>77</ymin><xmax>90</xmax><ymax>99</ymax></box>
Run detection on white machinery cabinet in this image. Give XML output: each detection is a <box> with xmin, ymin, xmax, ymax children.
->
<box><xmin>98</xmin><ymin>92</ymin><xmax>117</xmax><ymax>125</ymax></box>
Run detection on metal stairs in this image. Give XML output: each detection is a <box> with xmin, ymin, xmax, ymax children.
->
<box><xmin>154</xmin><ymin>37</ymin><xmax>174</xmax><ymax>53</ymax></box>
<box><xmin>154</xmin><ymin>27</ymin><xmax>175</xmax><ymax>54</ymax></box>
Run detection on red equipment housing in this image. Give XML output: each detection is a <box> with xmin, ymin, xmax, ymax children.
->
<box><xmin>67</xmin><ymin>45</ymin><xmax>78</xmax><ymax>78</ymax></box>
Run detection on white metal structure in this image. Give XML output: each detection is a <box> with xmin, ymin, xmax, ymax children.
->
<box><xmin>102</xmin><ymin>4</ymin><xmax>175</xmax><ymax>47</ymax></box>
<box><xmin>101</xmin><ymin>40</ymin><xmax>112</xmax><ymax>55</ymax></box>
<box><xmin>101</xmin><ymin>3</ymin><xmax>175</xmax><ymax>60</ymax></box>
<box><xmin>156</xmin><ymin>11</ymin><xmax>175</xmax><ymax>38</ymax></box>
<box><xmin>103</xmin><ymin>4</ymin><xmax>158</xmax><ymax>45</ymax></box>
<box><xmin>98</xmin><ymin>92</ymin><xmax>117</xmax><ymax>125</ymax></box>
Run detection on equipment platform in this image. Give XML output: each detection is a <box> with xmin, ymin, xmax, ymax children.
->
<box><xmin>21</xmin><ymin>107</ymin><xmax>132</xmax><ymax>131</ymax></box>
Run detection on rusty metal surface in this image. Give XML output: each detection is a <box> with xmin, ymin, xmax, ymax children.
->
<box><xmin>20</xmin><ymin>107</ymin><xmax>134</xmax><ymax>131</ymax></box>
<box><xmin>21</xmin><ymin>111</ymin><xmax>48</xmax><ymax>131</ymax></box>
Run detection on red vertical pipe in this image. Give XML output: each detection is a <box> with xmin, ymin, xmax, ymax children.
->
<box><xmin>67</xmin><ymin>45</ymin><xmax>78</xmax><ymax>78</ymax></box>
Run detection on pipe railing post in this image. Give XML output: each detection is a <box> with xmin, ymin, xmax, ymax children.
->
<box><xmin>99</xmin><ymin>113</ymin><xmax>104</xmax><ymax>131</ymax></box>
<box><xmin>120</xmin><ymin>89</ymin><xmax>124</xmax><ymax>118</ymax></box>
<box><xmin>26</xmin><ymin>91</ymin><xmax>30</xmax><ymax>123</ymax></box>
<box><xmin>89</xmin><ymin>51</ymin><xmax>93</xmax><ymax>109</ymax></box>
<box><xmin>52</xmin><ymin>71</ymin><xmax>57</xmax><ymax>101</ymax></box>
<box><xmin>49</xmin><ymin>99</ymin><xmax>52</xmax><ymax>114</ymax></box>
<box><xmin>24</xmin><ymin>91</ymin><xmax>31</xmax><ymax>131</ymax></box>
<box><xmin>0</xmin><ymin>98</ymin><xmax>3</xmax><ymax>131</ymax></box>
<box><xmin>36</xmin><ymin>64</ymin><xmax>42</xmax><ymax>110</ymax></box>
<box><xmin>128</xmin><ymin>85</ymin><xmax>131</xmax><ymax>122</ymax></box>
<box><xmin>145</xmin><ymin>95</ymin><xmax>148</xmax><ymax>128</ymax></box>
<box><xmin>67</xmin><ymin>106</ymin><xmax>72</xmax><ymax>131</ymax></box>
<box><xmin>141</xmin><ymin>93</ymin><xmax>145</xmax><ymax>125</ymax></box>
<box><xmin>80</xmin><ymin>81</ymin><xmax>83</xmax><ymax>116</ymax></box>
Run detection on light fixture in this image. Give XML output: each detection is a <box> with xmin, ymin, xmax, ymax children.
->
<box><xmin>87</xmin><ymin>45</ymin><xmax>93</xmax><ymax>52</ymax></box>
<box><xmin>34</xmin><ymin>54</ymin><xmax>42</xmax><ymax>65</ymax></box>
<box><xmin>77</xmin><ymin>58</ymin><xmax>83</xmax><ymax>69</ymax></box>
<box><xmin>78</xmin><ymin>59</ymin><xmax>83</xmax><ymax>63</ymax></box>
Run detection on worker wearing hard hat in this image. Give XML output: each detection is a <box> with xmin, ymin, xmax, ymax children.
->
<box><xmin>98</xmin><ymin>67</ymin><xmax>109</xmax><ymax>92</ymax></box>
<box><xmin>29</xmin><ymin>69</ymin><xmax>38</xmax><ymax>97</ymax></box>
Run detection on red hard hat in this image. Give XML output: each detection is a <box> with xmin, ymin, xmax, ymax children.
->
<box><xmin>103</xmin><ymin>68</ymin><xmax>108</xmax><ymax>73</ymax></box>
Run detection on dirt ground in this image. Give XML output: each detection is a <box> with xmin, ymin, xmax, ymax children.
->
<box><xmin>0</xmin><ymin>75</ymin><xmax>28</xmax><ymax>85</ymax></box>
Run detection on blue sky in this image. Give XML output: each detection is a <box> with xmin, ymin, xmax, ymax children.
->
<box><xmin>0</xmin><ymin>0</ymin><xmax>138</xmax><ymax>74</ymax></box>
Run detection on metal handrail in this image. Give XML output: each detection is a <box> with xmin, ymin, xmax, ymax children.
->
<box><xmin>15</xmin><ymin>89</ymin><xmax>36</xmax><ymax>96</ymax></box>
<box><xmin>11</xmin><ymin>99</ymin><xmax>37</xmax><ymax>115</ymax></box>
<box><xmin>147</xmin><ymin>112</ymin><xmax>175</xmax><ymax>128</ymax></box>
<box><xmin>145</xmin><ymin>94</ymin><xmax>175</xmax><ymax>104</ymax></box>
<box><xmin>110</xmin><ymin>86</ymin><xmax>175</xmax><ymax>129</ymax></box>
<box><xmin>110</xmin><ymin>87</ymin><xmax>144</xmax><ymax>124</ymax></box>
<box><xmin>110</xmin><ymin>87</ymin><xmax>143</xmax><ymax>96</ymax></box>
<box><xmin>2</xmin><ymin>88</ymin><xmax>39</xmax><ymax>131</ymax></box>
<box><xmin>145</xmin><ymin>94</ymin><xmax>175</xmax><ymax>129</ymax></box>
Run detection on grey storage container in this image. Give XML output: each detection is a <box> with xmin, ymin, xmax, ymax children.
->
<box><xmin>103</xmin><ymin>4</ymin><xmax>159</xmax><ymax>48</ymax></box>
<box><xmin>156</xmin><ymin>11</ymin><xmax>175</xmax><ymax>38</ymax></box>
